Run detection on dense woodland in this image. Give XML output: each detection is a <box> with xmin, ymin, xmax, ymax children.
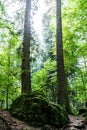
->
<box><xmin>0</xmin><ymin>0</ymin><xmax>87</xmax><ymax>129</ymax></box>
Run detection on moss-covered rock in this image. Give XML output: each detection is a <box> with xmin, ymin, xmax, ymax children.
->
<box><xmin>41</xmin><ymin>124</ymin><xmax>52</xmax><ymax>130</ymax></box>
<box><xmin>9</xmin><ymin>90</ymin><xmax>70</xmax><ymax>128</ymax></box>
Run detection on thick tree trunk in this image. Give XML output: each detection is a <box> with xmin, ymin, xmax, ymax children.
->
<box><xmin>22</xmin><ymin>0</ymin><xmax>31</xmax><ymax>93</ymax></box>
<box><xmin>56</xmin><ymin>0</ymin><xmax>70</xmax><ymax>111</ymax></box>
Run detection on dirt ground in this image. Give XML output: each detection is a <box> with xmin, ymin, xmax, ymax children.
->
<box><xmin>0</xmin><ymin>109</ymin><xmax>87</xmax><ymax>130</ymax></box>
<box><xmin>62</xmin><ymin>115</ymin><xmax>87</xmax><ymax>130</ymax></box>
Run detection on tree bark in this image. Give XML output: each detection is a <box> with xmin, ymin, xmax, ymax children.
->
<box><xmin>56</xmin><ymin>0</ymin><xmax>70</xmax><ymax>111</ymax></box>
<box><xmin>22</xmin><ymin>0</ymin><xmax>31</xmax><ymax>93</ymax></box>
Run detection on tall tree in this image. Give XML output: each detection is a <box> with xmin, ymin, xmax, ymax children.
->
<box><xmin>22</xmin><ymin>0</ymin><xmax>31</xmax><ymax>93</ymax></box>
<box><xmin>56</xmin><ymin>0</ymin><xmax>70</xmax><ymax>111</ymax></box>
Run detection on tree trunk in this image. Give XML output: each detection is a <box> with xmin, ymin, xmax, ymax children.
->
<box><xmin>22</xmin><ymin>0</ymin><xmax>31</xmax><ymax>93</ymax></box>
<box><xmin>56</xmin><ymin>0</ymin><xmax>70</xmax><ymax>111</ymax></box>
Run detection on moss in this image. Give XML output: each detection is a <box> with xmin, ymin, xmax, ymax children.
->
<box><xmin>9</xmin><ymin>90</ymin><xmax>70</xmax><ymax>128</ymax></box>
<box><xmin>41</xmin><ymin>124</ymin><xmax>52</xmax><ymax>130</ymax></box>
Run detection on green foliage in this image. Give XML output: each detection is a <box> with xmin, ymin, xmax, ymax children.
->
<box><xmin>9</xmin><ymin>90</ymin><xmax>69</xmax><ymax>128</ymax></box>
<box><xmin>0</xmin><ymin>0</ymin><xmax>87</xmax><ymax>112</ymax></box>
<box><xmin>31</xmin><ymin>0</ymin><xmax>87</xmax><ymax>112</ymax></box>
<box><xmin>32</xmin><ymin>59</ymin><xmax>57</xmax><ymax>102</ymax></box>
<box><xmin>32</xmin><ymin>59</ymin><xmax>56</xmax><ymax>88</ymax></box>
<box><xmin>62</xmin><ymin>0</ymin><xmax>87</xmax><ymax>111</ymax></box>
<box><xmin>0</xmin><ymin>0</ymin><xmax>5</xmax><ymax>14</ymax></box>
<box><xmin>0</xmin><ymin>1</ymin><xmax>21</xmax><ymax>108</ymax></box>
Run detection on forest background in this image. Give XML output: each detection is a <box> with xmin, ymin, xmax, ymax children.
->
<box><xmin>0</xmin><ymin>0</ymin><xmax>87</xmax><ymax>113</ymax></box>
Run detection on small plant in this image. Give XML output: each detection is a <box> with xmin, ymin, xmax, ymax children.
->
<box><xmin>24</xmin><ymin>128</ymin><xmax>29</xmax><ymax>130</ymax></box>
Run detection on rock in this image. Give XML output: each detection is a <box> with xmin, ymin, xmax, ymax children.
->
<box><xmin>79</xmin><ymin>109</ymin><xmax>87</xmax><ymax>124</ymax></box>
<box><xmin>63</xmin><ymin>126</ymin><xmax>78</xmax><ymax>130</ymax></box>
<box><xmin>75</xmin><ymin>124</ymin><xmax>86</xmax><ymax>129</ymax></box>
<box><xmin>79</xmin><ymin>108</ymin><xmax>87</xmax><ymax>114</ymax></box>
<box><xmin>41</xmin><ymin>124</ymin><xmax>52</xmax><ymax>130</ymax></box>
<box><xmin>0</xmin><ymin>109</ymin><xmax>40</xmax><ymax>130</ymax></box>
<box><xmin>9</xmin><ymin>90</ymin><xmax>69</xmax><ymax>128</ymax></box>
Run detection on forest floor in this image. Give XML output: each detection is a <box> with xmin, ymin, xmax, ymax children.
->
<box><xmin>0</xmin><ymin>109</ymin><xmax>87</xmax><ymax>130</ymax></box>
<box><xmin>62</xmin><ymin>115</ymin><xmax>87</xmax><ymax>130</ymax></box>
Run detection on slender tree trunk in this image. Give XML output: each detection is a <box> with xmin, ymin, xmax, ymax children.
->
<box><xmin>6</xmin><ymin>42</ymin><xmax>11</xmax><ymax>110</ymax></box>
<box><xmin>22</xmin><ymin>0</ymin><xmax>31</xmax><ymax>93</ymax></box>
<box><xmin>56</xmin><ymin>0</ymin><xmax>70</xmax><ymax>111</ymax></box>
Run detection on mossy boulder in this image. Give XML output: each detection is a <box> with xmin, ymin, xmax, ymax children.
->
<box><xmin>9</xmin><ymin>90</ymin><xmax>70</xmax><ymax>128</ymax></box>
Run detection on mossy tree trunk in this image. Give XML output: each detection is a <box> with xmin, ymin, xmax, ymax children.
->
<box><xmin>56</xmin><ymin>0</ymin><xmax>70</xmax><ymax>112</ymax></box>
<box><xmin>22</xmin><ymin>0</ymin><xmax>31</xmax><ymax>93</ymax></box>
